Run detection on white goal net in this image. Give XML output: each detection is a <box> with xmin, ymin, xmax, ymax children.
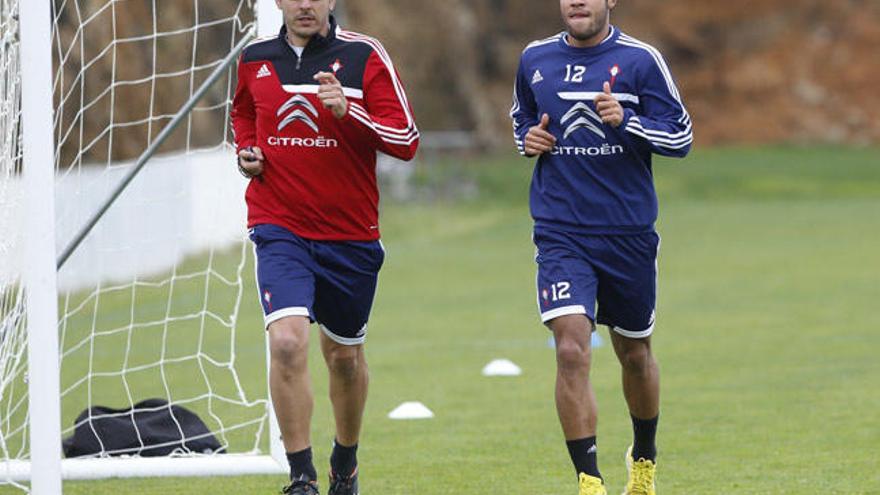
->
<box><xmin>2</xmin><ymin>0</ymin><xmax>285</xmax><ymax>490</ymax></box>
<box><xmin>1</xmin><ymin>0</ymin><xmax>29</xmax><ymax>490</ymax></box>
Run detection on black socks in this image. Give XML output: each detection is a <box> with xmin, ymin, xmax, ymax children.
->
<box><xmin>286</xmin><ymin>447</ymin><xmax>317</xmax><ymax>482</ymax></box>
<box><xmin>330</xmin><ymin>439</ymin><xmax>358</xmax><ymax>477</ymax></box>
<box><xmin>631</xmin><ymin>414</ymin><xmax>659</xmax><ymax>462</ymax></box>
<box><xmin>286</xmin><ymin>440</ymin><xmax>359</xmax><ymax>482</ymax></box>
<box><xmin>566</xmin><ymin>436</ymin><xmax>601</xmax><ymax>479</ymax></box>
<box><xmin>564</xmin><ymin>413</ymin><xmax>657</xmax><ymax>482</ymax></box>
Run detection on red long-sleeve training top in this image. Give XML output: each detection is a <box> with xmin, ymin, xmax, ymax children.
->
<box><xmin>232</xmin><ymin>18</ymin><xmax>419</xmax><ymax>241</ymax></box>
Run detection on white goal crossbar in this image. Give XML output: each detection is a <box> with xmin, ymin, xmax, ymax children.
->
<box><xmin>4</xmin><ymin>454</ymin><xmax>284</xmax><ymax>481</ymax></box>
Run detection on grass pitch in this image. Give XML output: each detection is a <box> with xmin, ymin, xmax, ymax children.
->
<box><xmin>5</xmin><ymin>146</ymin><xmax>879</xmax><ymax>494</ymax></box>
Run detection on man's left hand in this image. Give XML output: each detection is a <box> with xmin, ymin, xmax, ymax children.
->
<box><xmin>314</xmin><ymin>71</ymin><xmax>348</xmax><ymax>119</ymax></box>
<box><xmin>594</xmin><ymin>81</ymin><xmax>624</xmax><ymax>128</ymax></box>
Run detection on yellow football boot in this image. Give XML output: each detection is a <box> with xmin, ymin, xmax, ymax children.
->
<box><xmin>623</xmin><ymin>446</ymin><xmax>656</xmax><ymax>495</ymax></box>
<box><xmin>578</xmin><ymin>472</ymin><xmax>608</xmax><ymax>495</ymax></box>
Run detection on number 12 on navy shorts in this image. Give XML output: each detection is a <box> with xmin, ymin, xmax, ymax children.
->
<box><xmin>533</xmin><ymin>228</ymin><xmax>660</xmax><ymax>339</ymax></box>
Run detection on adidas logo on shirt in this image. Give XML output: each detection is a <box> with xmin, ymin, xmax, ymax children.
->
<box><xmin>532</xmin><ymin>69</ymin><xmax>544</xmax><ymax>85</ymax></box>
<box><xmin>256</xmin><ymin>64</ymin><xmax>272</xmax><ymax>79</ymax></box>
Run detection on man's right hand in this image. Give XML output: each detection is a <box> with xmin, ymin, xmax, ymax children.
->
<box><xmin>238</xmin><ymin>146</ymin><xmax>265</xmax><ymax>178</ymax></box>
<box><xmin>523</xmin><ymin>114</ymin><xmax>556</xmax><ymax>157</ymax></box>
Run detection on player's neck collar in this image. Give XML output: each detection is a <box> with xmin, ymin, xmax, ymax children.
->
<box><xmin>561</xmin><ymin>25</ymin><xmax>617</xmax><ymax>53</ymax></box>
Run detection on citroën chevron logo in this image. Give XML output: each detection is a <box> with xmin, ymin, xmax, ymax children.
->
<box><xmin>560</xmin><ymin>102</ymin><xmax>606</xmax><ymax>140</ymax></box>
<box><xmin>276</xmin><ymin>94</ymin><xmax>320</xmax><ymax>133</ymax></box>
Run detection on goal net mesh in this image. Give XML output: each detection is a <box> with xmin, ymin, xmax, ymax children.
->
<box><xmin>1</xmin><ymin>0</ymin><xmax>29</xmax><ymax>489</ymax></box>
<box><xmin>2</xmin><ymin>0</ymin><xmax>275</xmax><ymax>489</ymax></box>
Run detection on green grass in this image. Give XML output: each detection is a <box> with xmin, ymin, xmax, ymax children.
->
<box><xmin>5</xmin><ymin>146</ymin><xmax>880</xmax><ymax>493</ymax></box>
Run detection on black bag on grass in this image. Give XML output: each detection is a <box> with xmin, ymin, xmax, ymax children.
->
<box><xmin>62</xmin><ymin>398</ymin><xmax>224</xmax><ymax>458</ymax></box>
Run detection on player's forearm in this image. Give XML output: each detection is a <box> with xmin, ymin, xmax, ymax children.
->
<box><xmin>513</xmin><ymin>118</ymin><xmax>539</xmax><ymax>156</ymax></box>
<box><xmin>378</xmin><ymin>135</ymin><xmax>419</xmax><ymax>161</ymax></box>
<box><xmin>232</xmin><ymin>121</ymin><xmax>257</xmax><ymax>151</ymax></box>
<box><xmin>622</xmin><ymin>110</ymin><xmax>693</xmax><ymax>158</ymax></box>
<box><xmin>231</xmin><ymin>91</ymin><xmax>257</xmax><ymax>151</ymax></box>
<box><xmin>341</xmin><ymin>103</ymin><xmax>419</xmax><ymax>161</ymax></box>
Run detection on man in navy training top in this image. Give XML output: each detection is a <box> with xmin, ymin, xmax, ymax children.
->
<box><xmin>232</xmin><ymin>0</ymin><xmax>419</xmax><ymax>493</ymax></box>
<box><xmin>511</xmin><ymin>0</ymin><xmax>692</xmax><ymax>493</ymax></box>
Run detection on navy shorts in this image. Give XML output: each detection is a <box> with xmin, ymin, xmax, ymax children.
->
<box><xmin>533</xmin><ymin>227</ymin><xmax>660</xmax><ymax>339</ymax></box>
<box><xmin>249</xmin><ymin>224</ymin><xmax>385</xmax><ymax>345</ymax></box>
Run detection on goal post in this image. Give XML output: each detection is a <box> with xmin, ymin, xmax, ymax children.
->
<box><xmin>20</xmin><ymin>0</ymin><xmax>63</xmax><ymax>492</ymax></box>
<box><xmin>2</xmin><ymin>0</ymin><xmax>293</xmax><ymax>491</ymax></box>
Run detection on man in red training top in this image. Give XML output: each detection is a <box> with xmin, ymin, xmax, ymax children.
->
<box><xmin>231</xmin><ymin>1</ymin><xmax>418</xmax><ymax>493</ymax></box>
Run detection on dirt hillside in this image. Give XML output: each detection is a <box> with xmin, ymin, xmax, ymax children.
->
<box><xmin>347</xmin><ymin>0</ymin><xmax>880</xmax><ymax>147</ymax></box>
<box><xmin>53</xmin><ymin>0</ymin><xmax>879</xmax><ymax>162</ymax></box>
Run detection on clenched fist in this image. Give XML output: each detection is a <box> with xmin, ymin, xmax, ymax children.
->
<box><xmin>524</xmin><ymin>113</ymin><xmax>557</xmax><ymax>157</ymax></box>
<box><xmin>594</xmin><ymin>81</ymin><xmax>624</xmax><ymax>128</ymax></box>
<box><xmin>238</xmin><ymin>146</ymin><xmax>264</xmax><ymax>178</ymax></box>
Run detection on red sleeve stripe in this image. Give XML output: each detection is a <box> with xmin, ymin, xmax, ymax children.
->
<box><xmin>348</xmin><ymin>103</ymin><xmax>418</xmax><ymax>140</ymax></box>
<box><xmin>349</xmin><ymin>103</ymin><xmax>418</xmax><ymax>144</ymax></box>
<box><xmin>349</xmin><ymin>102</ymin><xmax>418</xmax><ymax>138</ymax></box>
<box><xmin>348</xmin><ymin>104</ymin><xmax>419</xmax><ymax>145</ymax></box>
<box><xmin>336</xmin><ymin>29</ymin><xmax>418</xmax><ymax>133</ymax></box>
<box><xmin>347</xmin><ymin>110</ymin><xmax>419</xmax><ymax>146</ymax></box>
